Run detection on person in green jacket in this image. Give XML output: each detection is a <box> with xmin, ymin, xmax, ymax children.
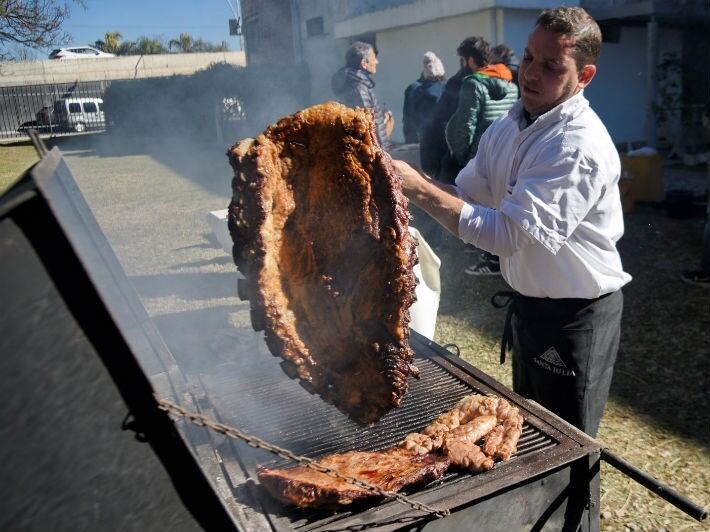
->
<box><xmin>445</xmin><ymin>37</ymin><xmax>519</xmax><ymax>168</ymax></box>
<box><xmin>446</xmin><ymin>37</ymin><xmax>519</xmax><ymax>276</ymax></box>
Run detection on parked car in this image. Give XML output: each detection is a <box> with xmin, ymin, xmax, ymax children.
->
<box><xmin>16</xmin><ymin>106</ymin><xmax>56</xmax><ymax>133</ymax></box>
<box><xmin>36</xmin><ymin>106</ymin><xmax>55</xmax><ymax>126</ymax></box>
<box><xmin>49</xmin><ymin>47</ymin><xmax>115</xmax><ymax>60</ymax></box>
<box><xmin>53</xmin><ymin>98</ymin><xmax>106</xmax><ymax>132</ymax></box>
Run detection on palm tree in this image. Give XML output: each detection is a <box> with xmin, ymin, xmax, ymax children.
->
<box><xmin>94</xmin><ymin>31</ymin><xmax>122</xmax><ymax>54</ymax></box>
<box><xmin>169</xmin><ymin>32</ymin><xmax>194</xmax><ymax>53</ymax></box>
<box><xmin>103</xmin><ymin>31</ymin><xmax>122</xmax><ymax>54</ymax></box>
<box><xmin>168</xmin><ymin>33</ymin><xmax>228</xmax><ymax>53</ymax></box>
<box><xmin>135</xmin><ymin>37</ymin><xmax>167</xmax><ymax>55</ymax></box>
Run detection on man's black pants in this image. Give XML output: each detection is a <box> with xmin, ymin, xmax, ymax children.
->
<box><xmin>507</xmin><ymin>290</ymin><xmax>623</xmax><ymax>437</ymax></box>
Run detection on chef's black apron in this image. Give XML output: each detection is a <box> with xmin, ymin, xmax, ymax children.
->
<box><xmin>493</xmin><ymin>290</ymin><xmax>623</xmax><ymax>437</ymax></box>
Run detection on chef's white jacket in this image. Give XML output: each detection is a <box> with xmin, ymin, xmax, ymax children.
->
<box><xmin>456</xmin><ymin>91</ymin><xmax>632</xmax><ymax>299</ymax></box>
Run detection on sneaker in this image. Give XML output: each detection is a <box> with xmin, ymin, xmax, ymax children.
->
<box><xmin>465</xmin><ymin>259</ymin><xmax>501</xmax><ymax>276</ymax></box>
<box><xmin>680</xmin><ymin>269</ymin><xmax>710</xmax><ymax>288</ymax></box>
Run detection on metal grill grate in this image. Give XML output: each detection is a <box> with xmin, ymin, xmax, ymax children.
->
<box><xmin>200</xmin><ymin>356</ymin><xmax>558</xmax><ymax>472</ymax></box>
<box><xmin>190</xmin><ymin>332</ymin><xmax>569</xmax><ymax>531</ymax></box>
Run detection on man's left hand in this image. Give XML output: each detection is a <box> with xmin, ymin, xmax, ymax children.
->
<box><xmin>390</xmin><ymin>159</ymin><xmax>424</xmax><ymax>194</ymax></box>
<box><xmin>390</xmin><ymin>158</ymin><xmax>464</xmax><ymax>236</ymax></box>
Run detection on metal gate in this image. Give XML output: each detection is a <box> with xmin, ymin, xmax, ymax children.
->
<box><xmin>0</xmin><ymin>81</ymin><xmax>109</xmax><ymax>140</ymax></box>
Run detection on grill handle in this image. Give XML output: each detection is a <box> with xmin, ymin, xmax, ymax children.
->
<box><xmin>601</xmin><ymin>448</ymin><xmax>707</xmax><ymax>522</ymax></box>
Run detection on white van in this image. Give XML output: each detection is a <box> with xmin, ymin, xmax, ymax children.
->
<box><xmin>53</xmin><ymin>98</ymin><xmax>106</xmax><ymax>132</ymax></box>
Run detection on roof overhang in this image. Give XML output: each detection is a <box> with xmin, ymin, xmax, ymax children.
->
<box><xmin>588</xmin><ymin>1</ymin><xmax>654</xmax><ymax>22</ymax></box>
<box><xmin>334</xmin><ymin>0</ymin><xmax>566</xmax><ymax>38</ymax></box>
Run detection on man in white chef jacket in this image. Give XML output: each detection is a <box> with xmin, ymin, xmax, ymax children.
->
<box><xmin>392</xmin><ymin>6</ymin><xmax>631</xmax><ymax>437</ymax></box>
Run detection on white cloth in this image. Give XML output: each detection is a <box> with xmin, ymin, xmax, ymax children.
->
<box><xmin>407</xmin><ymin>227</ymin><xmax>441</xmax><ymax>340</ymax></box>
<box><xmin>456</xmin><ymin>91</ymin><xmax>632</xmax><ymax>299</ymax></box>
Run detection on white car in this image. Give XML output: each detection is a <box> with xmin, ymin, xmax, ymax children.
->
<box><xmin>49</xmin><ymin>46</ymin><xmax>116</xmax><ymax>59</ymax></box>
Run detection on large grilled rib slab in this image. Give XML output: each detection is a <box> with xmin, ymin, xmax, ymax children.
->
<box><xmin>227</xmin><ymin>102</ymin><xmax>418</xmax><ymax>424</ymax></box>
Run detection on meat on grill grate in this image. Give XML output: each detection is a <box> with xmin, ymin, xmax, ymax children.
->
<box><xmin>257</xmin><ymin>395</ymin><xmax>524</xmax><ymax>509</ymax></box>
<box><xmin>226</xmin><ymin>102</ymin><xmax>418</xmax><ymax>424</ymax></box>
<box><xmin>257</xmin><ymin>448</ymin><xmax>450</xmax><ymax>509</ymax></box>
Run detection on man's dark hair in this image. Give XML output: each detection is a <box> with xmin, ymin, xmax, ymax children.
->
<box><xmin>456</xmin><ymin>36</ymin><xmax>490</xmax><ymax>68</ymax></box>
<box><xmin>489</xmin><ymin>44</ymin><xmax>516</xmax><ymax>66</ymax></box>
<box><xmin>536</xmin><ymin>7</ymin><xmax>602</xmax><ymax>70</ymax></box>
<box><xmin>346</xmin><ymin>41</ymin><xmax>374</xmax><ymax>69</ymax></box>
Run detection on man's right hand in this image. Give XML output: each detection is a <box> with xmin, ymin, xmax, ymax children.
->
<box><xmin>390</xmin><ymin>159</ymin><xmax>464</xmax><ymax>237</ymax></box>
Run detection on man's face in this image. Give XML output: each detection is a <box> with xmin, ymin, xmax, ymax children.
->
<box><xmin>361</xmin><ymin>49</ymin><xmax>378</xmax><ymax>74</ymax></box>
<box><xmin>519</xmin><ymin>26</ymin><xmax>596</xmax><ymax>116</ymax></box>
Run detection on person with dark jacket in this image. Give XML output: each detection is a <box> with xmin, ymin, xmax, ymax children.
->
<box><xmin>445</xmin><ymin>38</ymin><xmax>519</xmax><ymax>168</ymax></box>
<box><xmin>402</xmin><ymin>51</ymin><xmax>445</xmax><ymax>144</ymax></box>
<box><xmin>445</xmin><ymin>37</ymin><xmax>518</xmax><ymax>275</ymax></box>
<box><xmin>331</xmin><ymin>41</ymin><xmax>389</xmax><ymax>147</ymax></box>
<box><xmin>419</xmin><ymin>66</ymin><xmax>467</xmax><ymax>182</ymax></box>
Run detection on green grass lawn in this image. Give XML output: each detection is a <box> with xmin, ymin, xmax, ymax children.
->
<box><xmin>4</xmin><ymin>135</ymin><xmax>706</xmax><ymax>530</ymax></box>
<box><xmin>0</xmin><ymin>141</ymin><xmax>38</xmax><ymax>193</ymax></box>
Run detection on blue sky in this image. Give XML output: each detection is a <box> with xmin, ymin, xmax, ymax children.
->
<box><xmin>55</xmin><ymin>0</ymin><xmax>242</xmax><ymax>51</ymax></box>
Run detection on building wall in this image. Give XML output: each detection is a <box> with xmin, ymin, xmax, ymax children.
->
<box><xmin>584</xmin><ymin>26</ymin><xmax>647</xmax><ymax>144</ymax></box>
<box><xmin>585</xmin><ymin>25</ymin><xmax>682</xmax><ymax>144</ymax></box>
<box><xmin>244</xmin><ymin>0</ymin><xmax>688</xmax><ymax>146</ymax></box>
<box><xmin>500</xmin><ymin>8</ymin><xmax>539</xmax><ymax>59</ymax></box>
<box><xmin>241</xmin><ymin>0</ymin><xmax>296</xmax><ymax>64</ymax></box>
<box><xmin>375</xmin><ymin>7</ymin><xmax>542</xmax><ymax>143</ymax></box>
<box><xmin>375</xmin><ymin>11</ymin><xmax>493</xmax><ymax>143</ymax></box>
<box><xmin>297</xmin><ymin>0</ymin><xmax>350</xmax><ymax>105</ymax></box>
<box><xmin>335</xmin><ymin>0</ymin><xmax>569</xmax><ymax>38</ymax></box>
<box><xmin>378</xmin><ymin>12</ymin><xmax>681</xmax><ymax>145</ymax></box>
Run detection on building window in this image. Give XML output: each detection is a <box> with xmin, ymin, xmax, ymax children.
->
<box><xmin>306</xmin><ymin>16</ymin><xmax>324</xmax><ymax>37</ymax></box>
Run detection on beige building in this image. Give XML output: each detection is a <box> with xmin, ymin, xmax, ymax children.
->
<box><xmin>241</xmin><ymin>0</ymin><xmax>708</xmax><ymax>148</ymax></box>
<box><xmin>334</xmin><ymin>2</ymin><xmax>552</xmax><ymax>142</ymax></box>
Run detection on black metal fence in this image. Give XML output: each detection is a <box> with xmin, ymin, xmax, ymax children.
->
<box><xmin>1</xmin><ymin>63</ymin><xmax>310</xmax><ymax>143</ymax></box>
<box><xmin>0</xmin><ymin>81</ymin><xmax>109</xmax><ymax>140</ymax></box>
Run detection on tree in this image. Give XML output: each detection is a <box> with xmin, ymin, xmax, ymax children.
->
<box><xmin>94</xmin><ymin>31</ymin><xmax>123</xmax><ymax>54</ymax></box>
<box><xmin>194</xmin><ymin>39</ymin><xmax>229</xmax><ymax>53</ymax></box>
<box><xmin>0</xmin><ymin>0</ymin><xmax>84</xmax><ymax>60</ymax></box>
<box><xmin>169</xmin><ymin>33</ymin><xmax>228</xmax><ymax>53</ymax></box>
<box><xmin>116</xmin><ymin>40</ymin><xmax>136</xmax><ymax>56</ymax></box>
<box><xmin>93</xmin><ymin>32</ymin><xmax>167</xmax><ymax>56</ymax></box>
<box><xmin>134</xmin><ymin>37</ymin><xmax>167</xmax><ymax>55</ymax></box>
<box><xmin>169</xmin><ymin>32</ymin><xmax>194</xmax><ymax>53</ymax></box>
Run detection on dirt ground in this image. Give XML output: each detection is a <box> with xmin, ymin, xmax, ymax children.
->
<box><xmin>6</xmin><ymin>133</ymin><xmax>708</xmax><ymax>530</ymax></box>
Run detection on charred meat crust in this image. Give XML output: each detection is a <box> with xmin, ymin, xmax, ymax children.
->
<box><xmin>257</xmin><ymin>448</ymin><xmax>450</xmax><ymax>509</ymax></box>
<box><xmin>226</xmin><ymin>102</ymin><xmax>418</xmax><ymax>424</ymax></box>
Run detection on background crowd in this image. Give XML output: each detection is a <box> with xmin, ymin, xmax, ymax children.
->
<box><xmin>331</xmin><ymin>35</ymin><xmax>522</xmax><ymax>275</ymax></box>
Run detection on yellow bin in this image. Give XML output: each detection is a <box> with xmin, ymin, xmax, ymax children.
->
<box><xmin>621</xmin><ymin>153</ymin><xmax>664</xmax><ymax>202</ymax></box>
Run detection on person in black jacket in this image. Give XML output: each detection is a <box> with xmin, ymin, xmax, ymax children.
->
<box><xmin>331</xmin><ymin>41</ymin><xmax>389</xmax><ymax>148</ymax></box>
<box><xmin>402</xmin><ymin>51</ymin><xmax>445</xmax><ymax>144</ymax></box>
<box><xmin>420</xmin><ymin>38</ymin><xmax>489</xmax><ymax>183</ymax></box>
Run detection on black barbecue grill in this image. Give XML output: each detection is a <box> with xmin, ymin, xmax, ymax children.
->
<box><xmin>1</xmin><ymin>143</ymin><xmax>705</xmax><ymax>531</ymax></box>
<box><xmin>186</xmin><ymin>330</ymin><xmax>601</xmax><ymax>531</ymax></box>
